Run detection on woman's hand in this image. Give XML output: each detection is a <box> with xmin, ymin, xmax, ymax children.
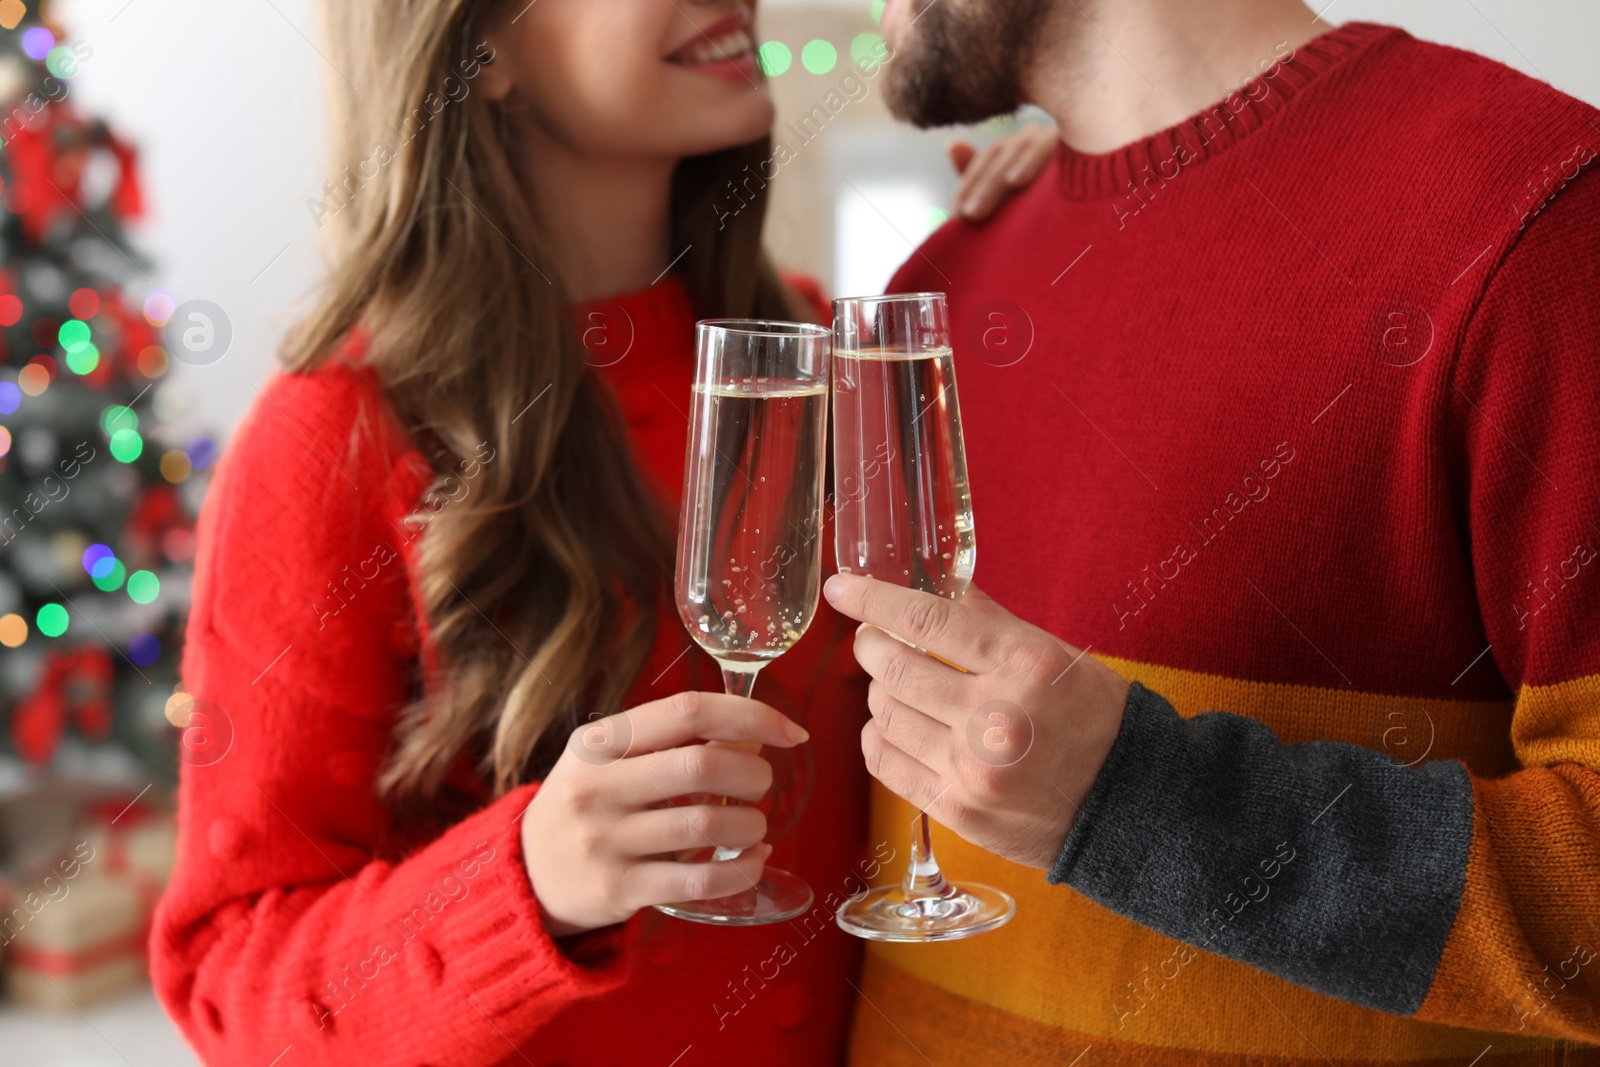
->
<box><xmin>519</xmin><ymin>690</ymin><xmax>809</xmax><ymax>938</ymax></box>
<box><xmin>948</xmin><ymin>122</ymin><xmax>1061</xmax><ymax>221</ymax></box>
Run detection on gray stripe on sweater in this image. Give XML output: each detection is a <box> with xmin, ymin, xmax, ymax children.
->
<box><xmin>1048</xmin><ymin>681</ymin><xmax>1474</xmax><ymax>1015</ymax></box>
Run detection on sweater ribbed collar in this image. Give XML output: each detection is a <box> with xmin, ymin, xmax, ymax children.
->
<box><xmin>573</xmin><ymin>271</ymin><xmax>696</xmax><ymax>349</ymax></box>
<box><xmin>1053</xmin><ymin>21</ymin><xmax>1403</xmax><ymax>200</ymax></box>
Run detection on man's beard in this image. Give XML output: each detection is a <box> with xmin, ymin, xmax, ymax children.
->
<box><xmin>882</xmin><ymin>0</ymin><xmax>1054</xmax><ymax>127</ymax></box>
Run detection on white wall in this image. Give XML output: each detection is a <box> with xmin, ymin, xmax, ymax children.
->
<box><xmin>58</xmin><ymin>0</ymin><xmax>327</xmax><ymax>439</ymax></box>
<box><xmin>55</xmin><ymin>0</ymin><xmax>1600</xmax><ymax>441</ymax></box>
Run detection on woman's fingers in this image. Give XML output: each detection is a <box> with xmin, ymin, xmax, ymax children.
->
<box><xmin>952</xmin><ymin>124</ymin><xmax>1060</xmax><ymax>220</ymax></box>
<box><xmin>954</xmin><ymin>139</ymin><xmax>1024</xmax><ymax>219</ymax></box>
<box><xmin>1006</xmin><ymin>123</ymin><xmax>1059</xmax><ymax>182</ymax></box>
<box><xmin>611</xmin><ymin>742</ymin><xmax>776</xmax><ymax>806</ymax></box>
<box><xmin>531</xmin><ymin>689</ymin><xmax>814</xmax><ymax>934</ymax></box>
<box><xmin>624</xmin><ymin>844</ymin><xmax>774</xmax><ymax>908</ymax></box>
<box><xmin>948</xmin><ymin>139</ymin><xmax>979</xmax><ymax>175</ymax></box>
<box><xmin>572</xmin><ymin>690</ymin><xmax>807</xmax><ymax>763</ymax></box>
<box><xmin>614</xmin><ymin>803</ymin><xmax>769</xmax><ymax>858</ymax></box>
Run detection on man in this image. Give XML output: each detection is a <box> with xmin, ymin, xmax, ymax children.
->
<box><xmin>822</xmin><ymin>0</ymin><xmax>1600</xmax><ymax>1062</ymax></box>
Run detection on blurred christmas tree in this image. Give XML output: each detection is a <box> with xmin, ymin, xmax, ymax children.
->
<box><xmin>0</xmin><ymin>2</ymin><xmax>213</xmax><ymax>783</ymax></box>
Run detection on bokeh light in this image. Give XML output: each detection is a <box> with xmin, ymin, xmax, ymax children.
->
<box><xmin>92</xmin><ymin>559</ymin><xmax>127</xmax><ymax>592</ymax></box>
<box><xmin>101</xmin><ymin>404</ymin><xmax>137</xmax><ymax>434</ymax></box>
<box><xmin>186</xmin><ymin>435</ymin><xmax>218</xmax><ymax>470</ymax></box>
<box><xmin>35</xmin><ymin>602</ymin><xmax>68</xmax><ymax>637</ymax></box>
<box><xmin>0</xmin><ymin>381</ymin><xmax>19</xmax><ymax>414</ymax></box>
<box><xmin>58</xmin><ymin>318</ymin><xmax>90</xmax><ymax>351</ymax></box>
<box><xmin>109</xmin><ymin>427</ymin><xmax>143</xmax><ymax>463</ymax></box>
<box><xmin>871</xmin><ymin>0</ymin><xmax>887</xmax><ymax>23</ymax></box>
<box><xmin>757</xmin><ymin>41</ymin><xmax>791</xmax><ymax>77</ymax></box>
<box><xmin>164</xmin><ymin>690</ymin><xmax>193</xmax><ymax>727</ymax></box>
<box><xmin>163</xmin><ymin>528</ymin><xmax>195</xmax><ymax>563</ymax></box>
<box><xmin>0</xmin><ymin>294</ymin><xmax>21</xmax><ymax>326</ymax></box>
<box><xmin>0</xmin><ymin>426</ymin><xmax>11</xmax><ymax>458</ymax></box>
<box><xmin>44</xmin><ymin>45</ymin><xmax>76</xmax><ymax>80</ymax></box>
<box><xmin>143</xmin><ymin>289</ymin><xmax>176</xmax><ymax>326</ymax></box>
<box><xmin>17</xmin><ymin>363</ymin><xmax>48</xmax><ymax>396</ymax></box>
<box><xmin>127</xmin><ymin>570</ymin><xmax>160</xmax><ymax>605</ymax></box>
<box><xmin>65</xmin><ymin>341</ymin><xmax>99</xmax><ymax>375</ymax></box>
<box><xmin>160</xmin><ymin>449</ymin><xmax>192</xmax><ymax>483</ymax></box>
<box><xmin>0</xmin><ymin>2</ymin><xmax>24</xmax><ymax>32</ymax></box>
<box><xmin>21</xmin><ymin>27</ymin><xmax>55</xmax><ymax>61</ymax></box>
<box><xmin>138</xmin><ymin>345</ymin><xmax>168</xmax><ymax>378</ymax></box>
<box><xmin>28</xmin><ymin>354</ymin><xmax>56</xmax><ymax>380</ymax></box>
<box><xmin>0</xmin><ymin>613</ymin><xmax>25</xmax><ymax>647</ymax></box>
<box><xmin>852</xmin><ymin>32</ymin><xmax>888</xmax><ymax>70</ymax></box>
<box><xmin>69</xmin><ymin>288</ymin><xmax>100</xmax><ymax>320</ymax></box>
<box><xmin>83</xmin><ymin>543</ymin><xmax>115</xmax><ymax>577</ymax></box>
<box><xmin>129</xmin><ymin>633</ymin><xmax>161</xmax><ymax>666</ymax></box>
<box><xmin>801</xmin><ymin>39</ymin><xmax>837</xmax><ymax>75</ymax></box>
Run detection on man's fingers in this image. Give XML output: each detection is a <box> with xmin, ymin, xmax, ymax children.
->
<box><xmin>867</xmin><ymin>679</ymin><xmax>954</xmax><ymax>772</ymax></box>
<box><xmin>855</xmin><ymin>625</ymin><xmax>972</xmax><ymax>725</ymax></box>
<box><xmin>862</xmin><ymin>720</ymin><xmax>948</xmax><ymax>813</ymax></box>
<box><xmin>824</xmin><ymin>572</ymin><xmax>1001</xmax><ymax>671</ymax></box>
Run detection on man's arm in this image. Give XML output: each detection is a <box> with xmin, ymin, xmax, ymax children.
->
<box><xmin>822</xmin><ymin>166</ymin><xmax>1600</xmax><ymax>1041</ymax></box>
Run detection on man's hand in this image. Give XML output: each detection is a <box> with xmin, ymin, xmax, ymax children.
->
<box><xmin>823</xmin><ymin>571</ymin><xmax>1130</xmax><ymax>870</ymax></box>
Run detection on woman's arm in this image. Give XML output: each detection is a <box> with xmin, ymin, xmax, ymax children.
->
<box><xmin>153</xmin><ymin>361</ymin><xmax>812</xmax><ymax>1064</ymax></box>
<box><xmin>151</xmin><ymin>365</ymin><xmax>630</xmax><ymax>1066</ymax></box>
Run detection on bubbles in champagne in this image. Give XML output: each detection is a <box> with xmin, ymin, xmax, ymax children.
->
<box><xmin>676</xmin><ymin>379</ymin><xmax>829</xmax><ymax>667</ymax></box>
<box><xmin>832</xmin><ymin>347</ymin><xmax>976</xmax><ymax>600</ymax></box>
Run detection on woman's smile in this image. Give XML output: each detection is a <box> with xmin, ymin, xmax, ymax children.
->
<box><xmin>665</xmin><ymin>9</ymin><xmax>759</xmax><ymax>83</ymax></box>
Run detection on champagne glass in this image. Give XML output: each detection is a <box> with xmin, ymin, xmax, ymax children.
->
<box><xmin>831</xmin><ymin>292</ymin><xmax>1015</xmax><ymax>942</ymax></box>
<box><xmin>657</xmin><ymin>319</ymin><xmax>830</xmax><ymax>926</ymax></box>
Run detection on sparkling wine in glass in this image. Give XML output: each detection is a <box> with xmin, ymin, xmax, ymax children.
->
<box><xmin>831</xmin><ymin>292</ymin><xmax>1015</xmax><ymax>942</ymax></box>
<box><xmin>656</xmin><ymin>319</ymin><xmax>830</xmax><ymax>926</ymax></box>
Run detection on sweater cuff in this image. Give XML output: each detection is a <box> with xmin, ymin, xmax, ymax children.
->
<box><xmin>426</xmin><ymin>784</ymin><xmax>634</xmax><ymax>1019</ymax></box>
<box><xmin>1047</xmin><ymin>680</ymin><xmax>1170</xmax><ymax>888</ymax></box>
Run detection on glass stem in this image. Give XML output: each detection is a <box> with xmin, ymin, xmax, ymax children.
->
<box><xmin>903</xmin><ymin>812</ymin><xmax>954</xmax><ymax>901</ymax></box>
<box><xmin>712</xmin><ymin>667</ymin><xmax>759</xmax><ymax>861</ymax></box>
<box><xmin>721</xmin><ymin>667</ymin><xmax>758</xmax><ymax>699</ymax></box>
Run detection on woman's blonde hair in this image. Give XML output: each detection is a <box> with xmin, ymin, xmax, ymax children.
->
<box><xmin>288</xmin><ymin>0</ymin><xmax>809</xmax><ymax>821</ymax></box>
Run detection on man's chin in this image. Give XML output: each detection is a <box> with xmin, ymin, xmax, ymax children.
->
<box><xmin>878</xmin><ymin>0</ymin><xmax>1046</xmax><ymax>129</ymax></box>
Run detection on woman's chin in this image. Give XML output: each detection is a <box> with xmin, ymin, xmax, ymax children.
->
<box><xmin>680</xmin><ymin>99</ymin><xmax>777</xmax><ymax>156</ymax></box>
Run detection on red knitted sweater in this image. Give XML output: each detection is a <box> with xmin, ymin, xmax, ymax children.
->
<box><xmin>150</xmin><ymin>276</ymin><xmax>872</xmax><ymax>1066</ymax></box>
<box><xmin>850</xmin><ymin>21</ymin><xmax>1600</xmax><ymax>1065</ymax></box>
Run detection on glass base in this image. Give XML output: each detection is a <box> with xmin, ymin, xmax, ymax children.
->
<box><xmin>836</xmin><ymin>882</ymin><xmax>1015</xmax><ymax>942</ymax></box>
<box><xmin>654</xmin><ymin>866</ymin><xmax>814</xmax><ymax>926</ymax></box>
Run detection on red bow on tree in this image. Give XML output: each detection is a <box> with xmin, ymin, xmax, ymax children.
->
<box><xmin>11</xmin><ymin>645</ymin><xmax>115</xmax><ymax>764</ymax></box>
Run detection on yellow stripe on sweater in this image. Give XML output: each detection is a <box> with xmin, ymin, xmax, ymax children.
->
<box><xmin>1095</xmin><ymin>654</ymin><xmax>1520</xmax><ymax>774</ymax></box>
<box><xmin>1511</xmin><ymin>671</ymin><xmax>1600</xmax><ymax>767</ymax></box>
<box><xmin>850</xmin><ymin>957</ymin><xmax>1596</xmax><ymax>1066</ymax></box>
<box><xmin>852</xmin><ymin>656</ymin><xmax>1556</xmax><ymax>1061</ymax></box>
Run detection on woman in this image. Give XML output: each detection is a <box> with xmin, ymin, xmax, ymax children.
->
<box><xmin>150</xmin><ymin>1</ymin><xmax>1055</xmax><ymax>1063</ymax></box>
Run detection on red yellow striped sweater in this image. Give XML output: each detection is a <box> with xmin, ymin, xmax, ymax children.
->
<box><xmin>851</xmin><ymin>21</ymin><xmax>1600</xmax><ymax>1066</ymax></box>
